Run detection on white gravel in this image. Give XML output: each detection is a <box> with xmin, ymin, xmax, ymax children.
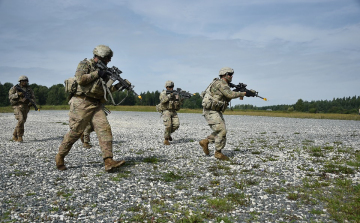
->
<box><xmin>0</xmin><ymin>110</ymin><xmax>359</xmax><ymax>222</ymax></box>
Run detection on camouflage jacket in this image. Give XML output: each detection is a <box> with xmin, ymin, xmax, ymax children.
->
<box><xmin>8</xmin><ymin>85</ymin><xmax>35</xmax><ymax>106</ymax></box>
<box><xmin>202</xmin><ymin>78</ymin><xmax>245</xmax><ymax>112</ymax></box>
<box><xmin>209</xmin><ymin>79</ymin><xmax>244</xmax><ymax>102</ymax></box>
<box><xmin>74</xmin><ymin>58</ymin><xmax>117</xmax><ymax>100</ymax></box>
<box><xmin>158</xmin><ymin>90</ymin><xmax>182</xmax><ymax>111</ymax></box>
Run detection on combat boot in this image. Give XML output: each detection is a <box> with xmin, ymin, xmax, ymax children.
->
<box><xmin>104</xmin><ymin>158</ymin><xmax>125</xmax><ymax>172</ymax></box>
<box><xmin>214</xmin><ymin>150</ymin><xmax>229</xmax><ymax>161</ymax></box>
<box><xmin>169</xmin><ymin>136</ymin><xmax>173</xmax><ymax>141</ymax></box>
<box><xmin>55</xmin><ymin>154</ymin><xmax>67</xmax><ymax>170</ymax></box>
<box><xmin>83</xmin><ymin>142</ymin><xmax>92</xmax><ymax>149</ymax></box>
<box><xmin>199</xmin><ymin>139</ymin><xmax>209</xmax><ymax>155</ymax></box>
<box><xmin>17</xmin><ymin>136</ymin><xmax>23</xmax><ymax>142</ymax></box>
<box><xmin>164</xmin><ymin>138</ymin><xmax>170</xmax><ymax>145</ymax></box>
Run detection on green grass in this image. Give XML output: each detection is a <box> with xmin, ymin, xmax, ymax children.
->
<box><xmin>143</xmin><ymin>157</ymin><xmax>159</xmax><ymax>163</ymax></box>
<box><xmin>162</xmin><ymin>171</ymin><xmax>183</xmax><ymax>182</ymax></box>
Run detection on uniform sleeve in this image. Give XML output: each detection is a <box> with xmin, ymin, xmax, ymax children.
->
<box><xmin>159</xmin><ymin>91</ymin><xmax>170</xmax><ymax>104</ymax></box>
<box><xmin>217</xmin><ymin>82</ymin><xmax>244</xmax><ymax>99</ymax></box>
<box><xmin>75</xmin><ymin>60</ymin><xmax>100</xmax><ymax>85</ymax></box>
<box><xmin>8</xmin><ymin>86</ymin><xmax>19</xmax><ymax>100</ymax></box>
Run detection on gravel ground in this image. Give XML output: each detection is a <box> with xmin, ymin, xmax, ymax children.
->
<box><xmin>0</xmin><ymin>110</ymin><xmax>359</xmax><ymax>222</ymax></box>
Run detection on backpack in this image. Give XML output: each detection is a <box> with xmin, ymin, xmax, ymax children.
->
<box><xmin>64</xmin><ymin>77</ymin><xmax>78</xmax><ymax>94</ymax></box>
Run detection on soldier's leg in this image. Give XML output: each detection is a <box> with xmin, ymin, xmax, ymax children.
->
<box><xmin>202</xmin><ymin>111</ymin><xmax>228</xmax><ymax>160</ymax></box>
<box><xmin>199</xmin><ymin>110</ymin><xmax>217</xmax><ymax>155</ymax></box>
<box><xmin>12</xmin><ymin>106</ymin><xmax>20</xmax><ymax>141</ymax></box>
<box><xmin>82</xmin><ymin>123</ymin><xmax>93</xmax><ymax>148</ymax></box>
<box><xmin>92</xmin><ymin>107</ymin><xmax>124</xmax><ymax>172</ymax></box>
<box><xmin>162</xmin><ymin>110</ymin><xmax>172</xmax><ymax>145</ymax></box>
<box><xmin>171</xmin><ymin>112</ymin><xmax>180</xmax><ymax>133</ymax></box>
<box><xmin>211</xmin><ymin>120</ymin><xmax>227</xmax><ymax>151</ymax></box>
<box><xmin>203</xmin><ymin>111</ymin><xmax>224</xmax><ymax>144</ymax></box>
<box><xmin>56</xmin><ymin>99</ymin><xmax>95</xmax><ymax>170</ymax></box>
<box><xmin>209</xmin><ymin>113</ymin><xmax>228</xmax><ymax>160</ymax></box>
<box><xmin>15</xmin><ymin>106</ymin><xmax>28</xmax><ymax>142</ymax></box>
<box><xmin>57</xmin><ymin>98</ymin><xmax>94</xmax><ymax>159</ymax></box>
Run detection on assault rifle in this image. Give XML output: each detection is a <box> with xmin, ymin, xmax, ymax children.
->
<box><xmin>166</xmin><ymin>88</ymin><xmax>194</xmax><ymax>99</ymax></box>
<box><xmin>96</xmin><ymin>60</ymin><xmax>142</xmax><ymax>105</ymax></box>
<box><xmin>229</xmin><ymin>82</ymin><xmax>267</xmax><ymax>101</ymax></box>
<box><xmin>14</xmin><ymin>84</ymin><xmax>39</xmax><ymax>111</ymax></box>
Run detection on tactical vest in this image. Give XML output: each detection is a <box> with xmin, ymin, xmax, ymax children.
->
<box><xmin>201</xmin><ymin>78</ymin><xmax>229</xmax><ymax>112</ymax></box>
<box><xmin>156</xmin><ymin>91</ymin><xmax>181</xmax><ymax>112</ymax></box>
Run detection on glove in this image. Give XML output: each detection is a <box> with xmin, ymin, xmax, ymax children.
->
<box><xmin>18</xmin><ymin>92</ymin><xmax>24</xmax><ymax>97</ymax></box>
<box><xmin>98</xmin><ymin>70</ymin><xmax>110</xmax><ymax>79</ymax></box>
<box><xmin>246</xmin><ymin>89</ymin><xmax>257</xmax><ymax>97</ymax></box>
<box><xmin>28</xmin><ymin>102</ymin><xmax>32</xmax><ymax>107</ymax></box>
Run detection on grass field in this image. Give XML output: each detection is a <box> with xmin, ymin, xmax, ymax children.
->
<box><xmin>1</xmin><ymin>105</ymin><xmax>359</xmax><ymax>121</ymax></box>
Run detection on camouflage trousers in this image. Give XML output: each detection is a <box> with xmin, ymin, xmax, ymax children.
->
<box><xmin>58</xmin><ymin>96</ymin><xmax>113</xmax><ymax>159</ymax></box>
<box><xmin>162</xmin><ymin>110</ymin><xmax>180</xmax><ymax>139</ymax></box>
<box><xmin>12</xmin><ymin>105</ymin><xmax>30</xmax><ymax>137</ymax></box>
<box><xmin>83</xmin><ymin>123</ymin><xmax>94</xmax><ymax>143</ymax></box>
<box><xmin>203</xmin><ymin>109</ymin><xmax>227</xmax><ymax>151</ymax></box>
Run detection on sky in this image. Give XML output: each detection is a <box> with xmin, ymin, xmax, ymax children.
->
<box><xmin>0</xmin><ymin>0</ymin><xmax>359</xmax><ymax>107</ymax></box>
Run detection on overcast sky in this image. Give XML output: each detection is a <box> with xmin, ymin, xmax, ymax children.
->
<box><xmin>0</xmin><ymin>0</ymin><xmax>359</xmax><ymax>107</ymax></box>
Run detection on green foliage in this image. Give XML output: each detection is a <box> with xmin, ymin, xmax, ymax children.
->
<box><xmin>233</xmin><ymin>96</ymin><xmax>360</xmax><ymax>114</ymax></box>
<box><xmin>0</xmin><ymin>82</ymin><xmax>13</xmax><ymax>106</ymax></box>
<box><xmin>2</xmin><ymin>80</ymin><xmax>360</xmax><ymax>113</ymax></box>
<box><xmin>162</xmin><ymin>171</ymin><xmax>183</xmax><ymax>182</ymax></box>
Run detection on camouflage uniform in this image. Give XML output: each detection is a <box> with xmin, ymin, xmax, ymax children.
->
<box><xmin>80</xmin><ymin>122</ymin><xmax>94</xmax><ymax>148</ymax></box>
<box><xmin>157</xmin><ymin>81</ymin><xmax>182</xmax><ymax>144</ymax></box>
<box><xmin>200</xmin><ymin>67</ymin><xmax>246</xmax><ymax>160</ymax></box>
<box><xmin>56</xmin><ymin>45</ymin><xmax>125</xmax><ymax>171</ymax></box>
<box><xmin>8</xmin><ymin>77</ymin><xmax>36</xmax><ymax>142</ymax></box>
<box><xmin>83</xmin><ymin>123</ymin><xmax>94</xmax><ymax>144</ymax></box>
<box><xmin>159</xmin><ymin>91</ymin><xmax>181</xmax><ymax>138</ymax></box>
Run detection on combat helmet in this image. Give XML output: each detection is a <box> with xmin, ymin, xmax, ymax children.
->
<box><xmin>219</xmin><ymin>67</ymin><xmax>234</xmax><ymax>76</ymax></box>
<box><xmin>93</xmin><ymin>45</ymin><xmax>113</xmax><ymax>58</ymax></box>
<box><xmin>18</xmin><ymin>75</ymin><xmax>29</xmax><ymax>82</ymax></box>
<box><xmin>165</xmin><ymin>80</ymin><xmax>174</xmax><ymax>88</ymax></box>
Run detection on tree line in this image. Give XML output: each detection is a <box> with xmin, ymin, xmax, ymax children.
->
<box><xmin>1</xmin><ymin>82</ymin><xmax>359</xmax><ymax>113</ymax></box>
<box><xmin>233</xmin><ymin>97</ymin><xmax>360</xmax><ymax>114</ymax></box>
<box><xmin>0</xmin><ymin>82</ymin><xmax>203</xmax><ymax>108</ymax></box>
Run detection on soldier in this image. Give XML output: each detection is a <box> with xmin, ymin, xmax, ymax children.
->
<box><xmin>55</xmin><ymin>45</ymin><xmax>125</xmax><ymax>172</ymax></box>
<box><xmin>8</xmin><ymin>76</ymin><xmax>36</xmax><ymax>142</ymax></box>
<box><xmin>158</xmin><ymin>81</ymin><xmax>182</xmax><ymax>145</ymax></box>
<box><xmin>80</xmin><ymin>123</ymin><xmax>94</xmax><ymax>148</ymax></box>
<box><xmin>199</xmin><ymin>67</ymin><xmax>256</xmax><ymax>160</ymax></box>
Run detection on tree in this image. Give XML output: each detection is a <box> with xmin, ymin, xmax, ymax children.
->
<box><xmin>294</xmin><ymin>99</ymin><xmax>304</xmax><ymax>112</ymax></box>
<box><xmin>46</xmin><ymin>84</ymin><xmax>66</xmax><ymax>105</ymax></box>
<box><xmin>0</xmin><ymin>82</ymin><xmax>13</xmax><ymax>106</ymax></box>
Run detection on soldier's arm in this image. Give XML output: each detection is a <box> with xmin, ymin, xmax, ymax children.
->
<box><xmin>159</xmin><ymin>92</ymin><xmax>170</xmax><ymax>104</ymax></box>
<box><xmin>75</xmin><ymin>61</ymin><xmax>100</xmax><ymax>85</ymax></box>
<box><xmin>217</xmin><ymin>82</ymin><xmax>245</xmax><ymax>99</ymax></box>
<box><xmin>8</xmin><ymin>86</ymin><xmax>19</xmax><ymax>100</ymax></box>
